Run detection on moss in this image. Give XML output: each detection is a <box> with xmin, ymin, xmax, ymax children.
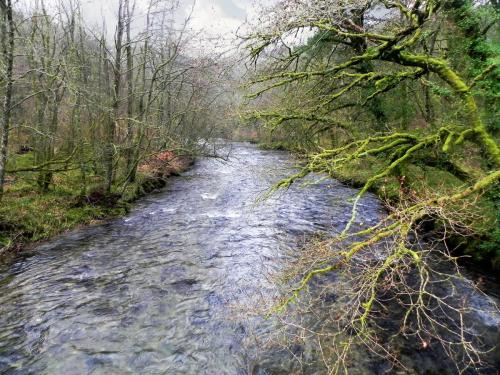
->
<box><xmin>0</xmin><ymin>187</ymin><xmax>124</xmax><ymax>247</ymax></box>
<box><xmin>404</xmin><ymin>164</ymin><xmax>464</xmax><ymax>191</ymax></box>
<box><xmin>330</xmin><ymin>157</ymin><xmax>401</xmax><ymax>201</ymax></box>
<box><xmin>6</xmin><ymin>151</ymin><xmax>36</xmax><ymax>170</ymax></box>
<box><xmin>339</xmin><ymin>161</ymin><xmax>499</xmax><ymax>268</ymax></box>
<box><xmin>258</xmin><ymin>141</ymin><xmax>291</xmax><ymax>151</ymax></box>
<box><xmin>0</xmin><ymin>151</ymin><xmax>194</xmax><ymax>258</ymax></box>
<box><xmin>261</xmin><ymin>139</ymin><xmax>499</xmax><ymax>268</ymax></box>
<box><xmin>465</xmin><ymin>185</ymin><xmax>500</xmax><ymax>267</ymax></box>
<box><xmin>258</xmin><ymin>140</ymin><xmax>309</xmax><ymax>154</ymax></box>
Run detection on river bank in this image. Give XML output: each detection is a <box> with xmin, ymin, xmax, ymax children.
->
<box><xmin>0</xmin><ymin>142</ymin><xmax>497</xmax><ymax>374</ymax></box>
<box><xmin>259</xmin><ymin>140</ymin><xmax>500</xmax><ymax>272</ymax></box>
<box><xmin>0</xmin><ymin>151</ymin><xmax>195</xmax><ymax>261</ymax></box>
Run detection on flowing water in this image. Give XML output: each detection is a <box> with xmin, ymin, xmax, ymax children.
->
<box><xmin>0</xmin><ymin>142</ymin><xmax>498</xmax><ymax>374</ymax></box>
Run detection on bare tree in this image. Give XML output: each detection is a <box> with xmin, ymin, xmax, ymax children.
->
<box><xmin>0</xmin><ymin>0</ymin><xmax>15</xmax><ymax>199</ymax></box>
<box><xmin>103</xmin><ymin>0</ymin><xmax>125</xmax><ymax>194</ymax></box>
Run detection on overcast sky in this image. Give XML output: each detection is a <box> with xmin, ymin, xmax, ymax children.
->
<box><xmin>182</xmin><ymin>0</ymin><xmax>264</xmax><ymax>52</ymax></box>
<box><xmin>47</xmin><ymin>0</ymin><xmax>276</xmax><ymax>53</ymax></box>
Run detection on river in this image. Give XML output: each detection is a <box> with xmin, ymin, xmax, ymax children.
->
<box><xmin>0</xmin><ymin>142</ymin><xmax>498</xmax><ymax>374</ymax></box>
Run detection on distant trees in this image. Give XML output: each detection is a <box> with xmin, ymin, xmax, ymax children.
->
<box><xmin>0</xmin><ymin>0</ymin><xmax>230</xmax><ymax>200</ymax></box>
<box><xmin>245</xmin><ymin>0</ymin><xmax>499</xmax><ymax>371</ymax></box>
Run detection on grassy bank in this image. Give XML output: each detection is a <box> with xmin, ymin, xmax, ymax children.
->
<box><xmin>260</xmin><ymin>141</ymin><xmax>500</xmax><ymax>270</ymax></box>
<box><xmin>0</xmin><ymin>151</ymin><xmax>194</xmax><ymax>260</ymax></box>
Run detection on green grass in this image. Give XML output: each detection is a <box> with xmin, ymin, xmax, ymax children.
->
<box><xmin>0</xmin><ymin>152</ymin><xmax>167</xmax><ymax>253</ymax></box>
<box><xmin>1</xmin><ymin>182</ymin><xmax>125</xmax><ymax>251</ymax></box>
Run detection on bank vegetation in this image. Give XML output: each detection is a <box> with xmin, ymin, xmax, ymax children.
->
<box><xmin>0</xmin><ymin>0</ymin><xmax>232</xmax><ymax>254</ymax></box>
<box><xmin>243</xmin><ymin>0</ymin><xmax>499</xmax><ymax>372</ymax></box>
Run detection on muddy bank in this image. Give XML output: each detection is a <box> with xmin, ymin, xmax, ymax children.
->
<box><xmin>132</xmin><ymin>152</ymin><xmax>195</xmax><ymax>199</ymax></box>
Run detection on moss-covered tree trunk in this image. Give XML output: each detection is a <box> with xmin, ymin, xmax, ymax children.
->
<box><xmin>0</xmin><ymin>0</ymin><xmax>15</xmax><ymax>200</ymax></box>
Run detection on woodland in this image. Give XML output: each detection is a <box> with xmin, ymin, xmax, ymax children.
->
<box><xmin>243</xmin><ymin>0</ymin><xmax>499</xmax><ymax>268</ymax></box>
<box><xmin>0</xmin><ymin>0</ymin><xmax>234</xmax><ymax>249</ymax></box>
<box><xmin>240</xmin><ymin>0</ymin><xmax>499</xmax><ymax>371</ymax></box>
<box><xmin>0</xmin><ymin>0</ymin><xmax>499</xmax><ymax>372</ymax></box>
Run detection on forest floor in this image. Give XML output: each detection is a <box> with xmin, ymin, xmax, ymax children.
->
<box><xmin>0</xmin><ymin>151</ymin><xmax>194</xmax><ymax>261</ymax></box>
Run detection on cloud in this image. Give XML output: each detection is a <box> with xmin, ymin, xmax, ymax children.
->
<box><xmin>216</xmin><ymin>0</ymin><xmax>247</xmax><ymax>20</ymax></box>
<box><xmin>32</xmin><ymin>0</ymin><xmax>276</xmax><ymax>53</ymax></box>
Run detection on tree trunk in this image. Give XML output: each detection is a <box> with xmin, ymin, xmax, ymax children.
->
<box><xmin>104</xmin><ymin>0</ymin><xmax>124</xmax><ymax>194</ymax></box>
<box><xmin>0</xmin><ymin>0</ymin><xmax>15</xmax><ymax>200</ymax></box>
<box><xmin>125</xmin><ymin>0</ymin><xmax>134</xmax><ymax>174</ymax></box>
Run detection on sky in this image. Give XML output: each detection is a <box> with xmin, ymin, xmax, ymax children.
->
<box><xmin>180</xmin><ymin>0</ymin><xmax>264</xmax><ymax>52</ymax></box>
<box><xmin>72</xmin><ymin>0</ymin><xmax>274</xmax><ymax>52</ymax></box>
<box><xmin>189</xmin><ymin>0</ymin><xmax>250</xmax><ymax>34</ymax></box>
<box><xmin>19</xmin><ymin>0</ymin><xmax>275</xmax><ymax>50</ymax></box>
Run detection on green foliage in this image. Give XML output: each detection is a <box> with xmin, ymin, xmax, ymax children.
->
<box><xmin>477</xmin><ymin>185</ymin><xmax>500</xmax><ymax>267</ymax></box>
<box><xmin>245</xmin><ymin>0</ymin><xmax>500</xmax><ymax>268</ymax></box>
<box><xmin>258</xmin><ymin>141</ymin><xmax>293</xmax><ymax>151</ymax></box>
<box><xmin>429</xmin><ymin>81</ymin><xmax>453</xmax><ymax>97</ymax></box>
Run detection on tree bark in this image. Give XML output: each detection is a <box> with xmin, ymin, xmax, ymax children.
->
<box><xmin>0</xmin><ymin>0</ymin><xmax>15</xmax><ymax>200</ymax></box>
<box><xmin>104</xmin><ymin>0</ymin><xmax>124</xmax><ymax>194</ymax></box>
<box><xmin>125</xmin><ymin>0</ymin><xmax>134</xmax><ymax>174</ymax></box>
